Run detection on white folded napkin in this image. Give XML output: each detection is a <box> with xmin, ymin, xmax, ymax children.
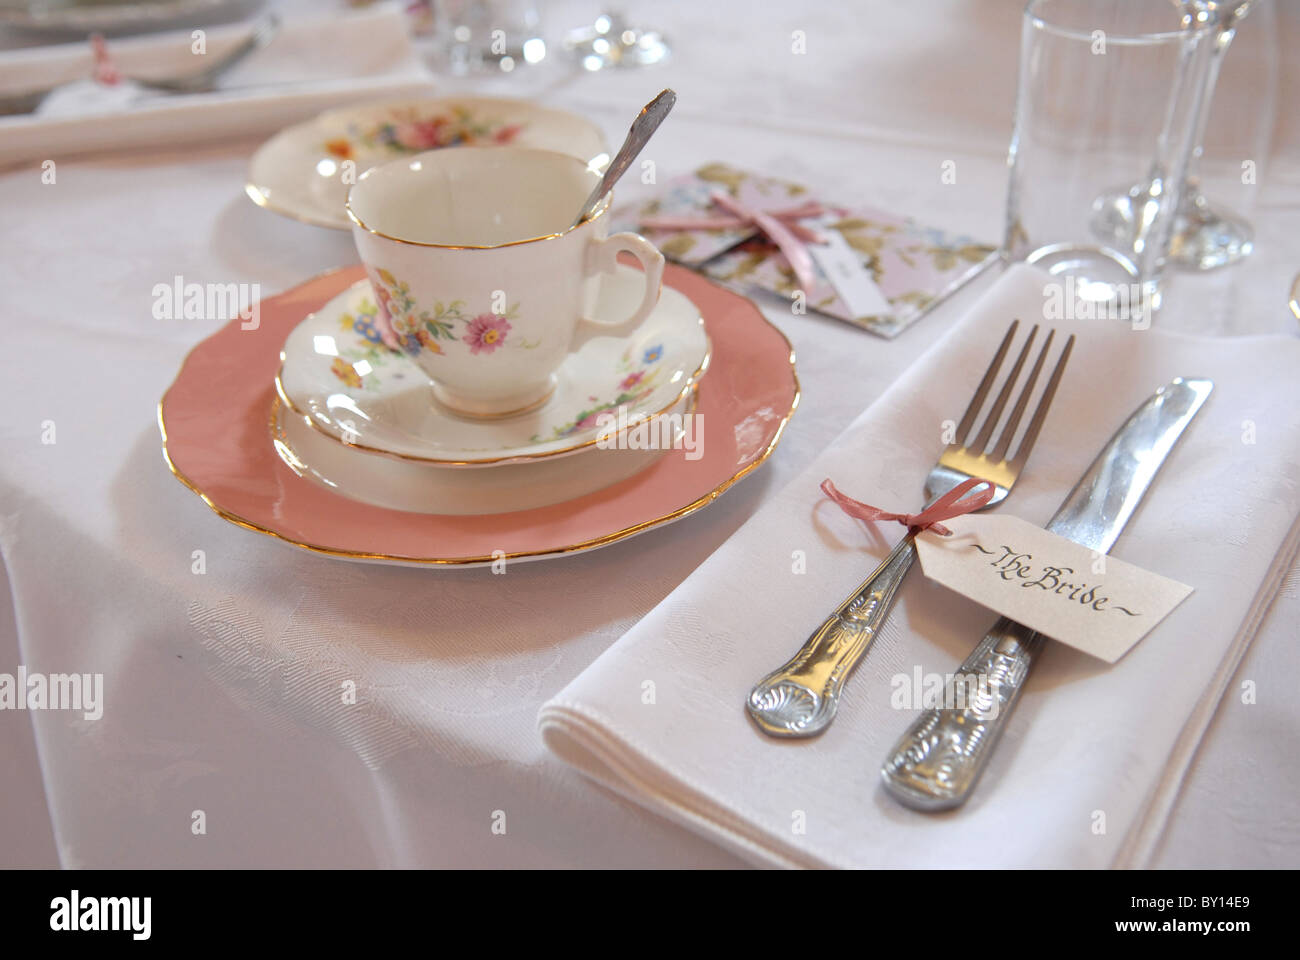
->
<box><xmin>0</xmin><ymin>2</ymin><xmax>433</xmax><ymax>165</ymax></box>
<box><xmin>539</xmin><ymin>263</ymin><xmax>1300</xmax><ymax>868</ymax></box>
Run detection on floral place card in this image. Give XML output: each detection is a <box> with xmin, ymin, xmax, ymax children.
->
<box><xmin>629</xmin><ymin>164</ymin><xmax>998</xmax><ymax>338</ymax></box>
<box><xmin>636</xmin><ymin>162</ymin><xmax>810</xmax><ymax>265</ymax></box>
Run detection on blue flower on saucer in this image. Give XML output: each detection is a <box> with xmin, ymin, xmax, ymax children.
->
<box><xmin>352</xmin><ymin>313</ymin><xmax>384</xmax><ymax>345</ymax></box>
<box><xmin>642</xmin><ymin>344</ymin><xmax>663</xmax><ymax>364</ymax></box>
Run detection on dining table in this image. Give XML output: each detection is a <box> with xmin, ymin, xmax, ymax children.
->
<box><xmin>1</xmin><ymin>0</ymin><xmax>1297</xmax><ymax>869</ymax></box>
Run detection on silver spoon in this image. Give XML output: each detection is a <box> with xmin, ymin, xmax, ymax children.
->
<box><xmin>571</xmin><ymin>88</ymin><xmax>676</xmax><ymax>228</ymax></box>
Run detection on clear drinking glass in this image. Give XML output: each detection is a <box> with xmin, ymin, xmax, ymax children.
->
<box><xmin>1005</xmin><ymin>0</ymin><xmax>1217</xmax><ymax>317</ymax></box>
<box><xmin>432</xmin><ymin>0</ymin><xmax>546</xmax><ymax>75</ymax></box>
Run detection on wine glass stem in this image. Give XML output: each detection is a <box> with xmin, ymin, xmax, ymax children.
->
<box><xmin>1184</xmin><ymin>21</ymin><xmax>1238</xmax><ymax>191</ymax></box>
<box><xmin>1136</xmin><ymin>16</ymin><xmax>1216</xmax><ymax>258</ymax></box>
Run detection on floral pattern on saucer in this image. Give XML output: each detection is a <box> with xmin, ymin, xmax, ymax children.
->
<box><xmin>324</xmin><ymin>105</ymin><xmax>523</xmax><ymax>160</ymax></box>
<box><xmin>537</xmin><ymin>344</ymin><xmax>667</xmax><ymax>441</ymax></box>
<box><xmin>328</xmin><ymin>297</ymin><xmax>404</xmax><ymax>390</ymax></box>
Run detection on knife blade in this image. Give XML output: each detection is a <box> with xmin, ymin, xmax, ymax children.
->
<box><xmin>880</xmin><ymin>376</ymin><xmax>1213</xmax><ymax>811</ymax></box>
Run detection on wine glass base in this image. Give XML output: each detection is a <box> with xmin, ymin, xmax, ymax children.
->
<box><xmin>565</xmin><ymin>14</ymin><xmax>670</xmax><ymax>70</ymax></box>
<box><xmin>1091</xmin><ymin>184</ymin><xmax>1253</xmax><ymax>273</ymax></box>
<box><xmin>1167</xmin><ymin>197</ymin><xmax>1254</xmax><ymax>271</ymax></box>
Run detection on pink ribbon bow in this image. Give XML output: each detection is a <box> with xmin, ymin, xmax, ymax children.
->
<box><xmin>820</xmin><ymin>476</ymin><xmax>995</xmax><ymax>537</ymax></box>
<box><xmin>641</xmin><ymin>191</ymin><xmax>827</xmax><ymax>296</ymax></box>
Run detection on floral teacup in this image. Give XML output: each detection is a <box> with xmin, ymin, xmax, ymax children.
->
<box><xmin>347</xmin><ymin>146</ymin><xmax>665</xmax><ymax>418</ymax></box>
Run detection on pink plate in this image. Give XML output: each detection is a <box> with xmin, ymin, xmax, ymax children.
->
<box><xmin>159</xmin><ymin>263</ymin><xmax>799</xmax><ymax>566</ymax></box>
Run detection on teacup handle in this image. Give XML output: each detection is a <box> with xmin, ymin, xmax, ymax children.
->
<box><xmin>572</xmin><ymin>231</ymin><xmax>665</xmax><ymax>351</ymax></box>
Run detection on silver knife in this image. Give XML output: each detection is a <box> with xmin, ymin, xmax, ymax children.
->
<box><xmin>880</xmin><ymin>376</ymin><xmax>1213</xmax><ymax>811</ymax></box>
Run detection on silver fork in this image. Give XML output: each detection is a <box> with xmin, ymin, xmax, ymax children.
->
<box><xmin>746</xmin><ymin>320</ymin><xmax>1074</xmax><ymax>738</ymax></box>
<box><xmin>0</xmin><ymin>14</ymin><xmax>280</xmax><ymax>116</ymax></box>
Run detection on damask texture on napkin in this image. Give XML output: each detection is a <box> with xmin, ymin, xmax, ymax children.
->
<box><xmin>540</xmin><ymin>263</ymin><xmax>1300</xmax><ymax>869</ymax></box>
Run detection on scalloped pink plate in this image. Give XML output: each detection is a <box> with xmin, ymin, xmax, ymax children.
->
<box><xmin>159</xmin><ymin>263</ymin><xmax>800</xmax><ymax>566</ymax></box>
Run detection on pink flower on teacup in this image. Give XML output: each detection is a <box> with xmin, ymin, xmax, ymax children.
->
<box><xmin>367</xmin><ymin>281</ymin><xmax>400</xmax><ymax>348</ymax></box>
<box><xmin>619</xmin><ymin>371</ymin><xmax>645</xmax><ymax>391</ymax></box>
<box><xmin>463</xmin><ymin>314</ymin><xmax>511</xmax><ymax>355</ymax></box>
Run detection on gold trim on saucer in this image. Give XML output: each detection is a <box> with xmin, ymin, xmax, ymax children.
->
<box><xmin>244</xmin><ymin>181</ymin><xmax>351</xmax><ymax>231</ymax></box>
<box><xmin>268</xmin><ymin>386</ymin><xmax>702</xmax><ymax>512</ymax></box>
<box><xmin>157</xmin><ymin>334</ymin><xmax>797</xmax><ymax>568</ymax></box>
<box><xmin>275</xmin><ymin>343</ymin><xmax>713</xmax><ymax>467</ymax></box>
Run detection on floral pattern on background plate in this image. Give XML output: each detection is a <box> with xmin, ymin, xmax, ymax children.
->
<box><xmin>247</xmin><ymin>97</ymin><xmax>610</xmax><ymax>231</ymax></box>
<box><xmin>279</xmin><ymin>269</ymin><xmax>710</xmax><ymax>464</ymax></box>
<box><xmin>323</xmin><ymin>105</ymin><xmax>523</xmax><ymax>160</ymax></box>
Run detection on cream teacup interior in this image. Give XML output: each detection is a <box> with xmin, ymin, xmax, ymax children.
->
<box><xmin>348</xmin><ymin>147</ymin><xmax>605</xmax><ymax>247</ymax></box>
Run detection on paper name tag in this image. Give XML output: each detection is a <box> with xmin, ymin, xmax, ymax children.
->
<box><xmin>914</xmin><ymin>514</ymin><xmax>1192</xmax><ymax>663</ymax></box>
<box><xmin>806</xmin><ymin>222</ymin><xmax>893</xmax><ymax>320</ymax></box>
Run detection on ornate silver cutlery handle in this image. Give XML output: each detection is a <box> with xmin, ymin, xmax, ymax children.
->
<box><xmin>880</xmin><ymin>377</ymin><xmax>1213</xmax><ymax>810</ymax></box>
<box><xmin>880</xmin><ymin>617</ymin><xmax>1044</xmax><ymax>810</ymax></box>
<box><xmin>747</xmin><ymin>535</ymin><xmax>917</xmax><ymax>737</ymax></box>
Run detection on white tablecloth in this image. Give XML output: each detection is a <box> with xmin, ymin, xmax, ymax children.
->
<box><xmin>1</xmin><ymin>0</ymin><xmax>1297</xmax><ymax>868</ymax></box>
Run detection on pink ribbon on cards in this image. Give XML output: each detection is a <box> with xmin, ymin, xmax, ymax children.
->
<box><xmin>820</xmin><ymin>476</ymin><xmax>995</xmax><ymax>537</ymax></box>
<box><xmin>90</xmin><ymin>35</ymin><xmax>122</xmax><ymax>86</ymax></box>
<box><xmin>641</xmin><ymin>191</ymin><xmax>827</xmax><ymax>295</ymax></box>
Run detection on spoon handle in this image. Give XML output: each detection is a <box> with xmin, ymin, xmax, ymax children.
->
<box><xmin>573</xmin><ymin>88</ymin><xmax>676</xmax><ymax>227</ymax></box>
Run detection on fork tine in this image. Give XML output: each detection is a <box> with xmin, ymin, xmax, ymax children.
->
<box><xmin>968</xmin><ymin>325</ymin><xmax>1037</xmax><ymax>455</ymax></box>
<box><xmin>989</xmin><ymin>329</ymin><xmax>1055</xmax><ymax>463</ymax></box>
<box><xmin>952</xmin><ymin>320</ymin><xmax>1019</xmax><ymax>446</ymax></box>
<box><xmin>1008</xmin><ymin>333</ymin><xmax>1075</xmax><ymax>471</ymax></box>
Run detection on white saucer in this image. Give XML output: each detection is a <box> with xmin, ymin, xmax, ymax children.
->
<box><xmin>247</xmin><ymin>96</ymin><xmax>610</xmax><ymax>230</ymax></box>
<box><xmin>276</xmin><ymin>263</ymin><xmax>711</xmax><ymax>466</ymax></box>
<box><xmin>272</xmin><ymin>388</ymin><xmax>696</xmax><ymax>516</ymax></box>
